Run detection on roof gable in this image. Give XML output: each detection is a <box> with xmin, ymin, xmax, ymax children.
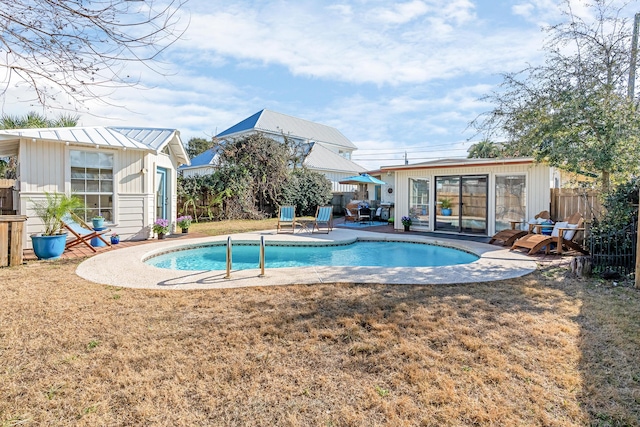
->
<box><xmin>217</xmin><ymin>109</ymin><xmax>357</xmax><ymax>150</ymax></box>
<box><xmin>304</xmin><ymin>143</ymin><xmax>366</xmax><ymax>173</ymax></box>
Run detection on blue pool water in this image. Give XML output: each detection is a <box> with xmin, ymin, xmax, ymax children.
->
<box><xmin>146</xmin><ymin>241</ymin><xmax>478</xmax><ymax>271</ymax></box>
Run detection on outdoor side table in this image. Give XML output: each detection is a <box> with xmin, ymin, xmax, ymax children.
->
<box><xmin>91</xmin><ymin>226</ymin><xmax>108</xmax><ymax>247</ymax></box>
<box><xmin>295</xmin><ymin>218</ymin><xmax>315</xmax><ymax>234</ymax></box>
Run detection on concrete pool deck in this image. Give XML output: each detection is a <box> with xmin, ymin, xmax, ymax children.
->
<box><xmin>76</xmin><ymin>228</ymin><xmax>539</xmax><ymax>290</ymax></box>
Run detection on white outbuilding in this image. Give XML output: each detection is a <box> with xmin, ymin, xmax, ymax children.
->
<box><xmin>0</xmin><ymin>126</ymin><xmax>190</xmax><ymax>247</ymax></box>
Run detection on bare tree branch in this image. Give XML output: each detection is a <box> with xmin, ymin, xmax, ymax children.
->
<box><xmin>0</xmin><ymin>0</ymin><xmax>189</xmax><ymax>108</ymax></box>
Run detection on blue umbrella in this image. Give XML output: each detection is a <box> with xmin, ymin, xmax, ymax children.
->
<box><xmin>339</xmin><ymin>173</ymin><xmax>386</xmax><ymax>185</ymax></box>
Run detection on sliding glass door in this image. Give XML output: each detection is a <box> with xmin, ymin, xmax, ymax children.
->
<box><xmin>435</xmin><ymin>175</ymin><xmax>487</xmax><ymax>234</ymax></box>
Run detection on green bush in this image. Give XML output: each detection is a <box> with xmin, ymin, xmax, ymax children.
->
<box><xmin>281</xmin><ymin>168</ymin><xmax>333</xmax><ymax>216</ymax></box>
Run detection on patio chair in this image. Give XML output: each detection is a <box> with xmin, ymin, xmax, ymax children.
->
<box><xmin>359</xmin><ymin>207</ymin><xmax>372</xmax><ymax>224</ymax></box>
<box><xmin>344</xmin><ymin>207</ymin><xmax>357</xmax><ymax>222</ymax></box>
<box><xmin>277</xmin><ymin>205</ymin><xmax>296</xmax><ymax>233</ymax></box>
<box><xmin>62</xmin><ymin>212</ymin><xmax>111</xmax><ymax>252</ymax></box>
<box><xmin>489</xmin><ymin>210</ymin><xmax>551</xmax><ymax>246</ymax></box>
<box><xmin>313</xmin><ymin>206</ymin><xmax>333</xmax><ymax>233</ymax></box>
<box><xmin>373</xmin><ymin>207</ymin><xmax>382</xmax><ymax>221</ymax></box>
<box><xmin>510</xmin><ymin>212</ymin><xmax>587</xmax><ymax>255</ymax></box>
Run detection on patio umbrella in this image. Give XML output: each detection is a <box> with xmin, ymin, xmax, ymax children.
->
<box><xmin>338</xmin><ymin>173</ymin><xmax>386</xmax><ymax>185</ymax></box>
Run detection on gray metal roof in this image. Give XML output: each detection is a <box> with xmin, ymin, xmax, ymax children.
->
<box><xmin>217</xmin><ymin>109</ymin><xmax>358</xmax><ymax>150</ymax></box>
<box><xmin>304</xmin><ymin>143</ymin><xmax>366</xmax><ymax>173</ymax></box>
<box><xmin>0</xmin><ymin>126</ymin><xmax>189</xmax><ymax>164</ymax></box>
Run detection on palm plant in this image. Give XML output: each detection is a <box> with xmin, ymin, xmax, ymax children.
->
<box><xmin>31</xmin><ymin>192</ymin><xmax>84</xmax><ymax>235</ymax></box>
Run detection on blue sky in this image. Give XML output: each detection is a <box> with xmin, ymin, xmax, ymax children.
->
<box><xmin>4</xmin><ymin>0</ymin><xmax>638</xmax><ymax>170</ymax></box>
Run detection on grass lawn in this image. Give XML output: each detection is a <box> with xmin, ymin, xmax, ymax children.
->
<box><xmin>1</xmin><ymin>219</ymin><xmax>639</xmax><ymax>426</ymax></box>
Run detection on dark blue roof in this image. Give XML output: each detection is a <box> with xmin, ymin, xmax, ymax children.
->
<box><xmin>216</xmin><ymin>109</ymin><xmax>264</xmax><ymax>137</ymax></box>
<box><xmin>179</xmin><ymin>147</ymin><xmax>218</xmax><ymax>169</ymax></box>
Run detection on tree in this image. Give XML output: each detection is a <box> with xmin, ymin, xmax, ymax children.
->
<box><xmin>216</xmin><ymin>133</ymin><xmax>294</xmax><ymax>218</ymax></box>
<box><xmin>467</xmin><ymin>139</ymin><xmax>502</xmax><ymax>159</ymax></box>
<box><xmin>281</xmin><ymin>168</ymin><xmax>333</xmax><ymax>216</ymax></box>
<box><xmin>473</xmin><ymin>0</ymin><xmax>640</xmax><ymax>192</ymax></box>
<box><xmin>185</xmin><ymin>137</ymin><xmax>212</xmax><ymax>159</ymax></box>
<box><xmin>0</xmin><ymin>111</ymin><xmax>79</xmax><ymax>178</ymax></box>
<box><xmin>0</xmin><ymin>0</ymin><xmax>187</xmax><ymax>108</ymax></box>
<box><xmin>0</xmin><ymin>111</ymin><xmax>79</xmax><ymax>129</ymax></box>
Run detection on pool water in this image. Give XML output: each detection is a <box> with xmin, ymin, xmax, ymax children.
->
<box><xmin>146</xmin><ymin>241</ymin><xmax>478</xmax><ymax>271</ymax></box>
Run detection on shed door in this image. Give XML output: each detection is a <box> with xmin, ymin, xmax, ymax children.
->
<box><xmin>156</xmin><ymin>167</ymin><xmax>168</xmax><ymax>219</ymax></box>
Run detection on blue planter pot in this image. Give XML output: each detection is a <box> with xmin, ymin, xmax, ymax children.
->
<box><xmin>92</xmin><ymin>218</ymin><xmax>104</xmax><ymax>228</ymax></box>
<box><xmin>31</xmin><ymin>233</ymin><xmax>67</xmax><ymax>260</ymax></box>
<box><xmin>441</xmin><ymin>208</ymin><xmax>452</xmax><ymax>216</ymax></box>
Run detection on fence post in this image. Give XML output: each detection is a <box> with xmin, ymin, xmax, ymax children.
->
<box><xmin>636</xmin><ymin>191</ymin><xmax>640</xmax><ymax>289</ymax></box>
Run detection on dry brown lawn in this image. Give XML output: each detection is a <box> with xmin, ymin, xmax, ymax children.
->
<box><xmin>1</xmin><ymin>220</ymin><xmax>639</xmax><ymax>426</ymax></box>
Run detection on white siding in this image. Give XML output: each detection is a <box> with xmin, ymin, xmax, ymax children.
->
<box><xmin>391</xmin><ymin>163</ymin><xmax>550</xmax><ymax>235</ymax></box>
<box><xmin>19</xmin><ymin>139</ymin><xmax>66</xmax><ymax>192</ymax></box>
<box><xmin>116</xmin><ymin>194</ymin><xmax>152</xmax><ymax>241</ymax></box>
<box><xmin>182</xmin><ymin>166</ymin><xmax>215</xmax><ymax>178</ymax></box>
<box><xmin>116</xmin><ymin>149</ymin><xmax>146</xmax><ymax>194</ymax></box>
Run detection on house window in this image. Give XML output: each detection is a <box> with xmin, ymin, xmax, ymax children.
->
<box><xmin>70</xmin><ymin>150</ymin><xmax>114</xmax><ymax>222</ymax></box>
<box><xmin>338</xmin><ymin>150</ymin><xmax>351</xmax><ymax>160</ymax></box>
<box><xmin>495</xmin><ymin>175</ymin><xmax>526</xmax><ymax>231</ymax></box>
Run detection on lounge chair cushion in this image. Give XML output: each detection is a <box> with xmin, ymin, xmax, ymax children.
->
<box><xmin>551</xmin><ymin>221</ymin><xmax>568</xmax><ymax>237</ymax></box>
<box><xmin>550</xmin><ymin>221</ymin><xmax>578</xmax><ymax>240</ymax></box>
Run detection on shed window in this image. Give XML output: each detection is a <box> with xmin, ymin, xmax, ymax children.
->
<box><xmin>70</xmin><ymin>150</ymin><xmax>114</xmax><ymax>222</ymax></box>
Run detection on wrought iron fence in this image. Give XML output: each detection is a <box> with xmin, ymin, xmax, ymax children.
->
<box><xmin>589</xmin><ymin>217</ymin><xmax>637</xmax><ymax>276</ymax></box>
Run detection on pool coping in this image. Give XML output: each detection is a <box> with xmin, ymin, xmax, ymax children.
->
<box><xmin>76</xmin><ymin>228</ymin><xmax>538</xmax><ymax>290</ymax></box>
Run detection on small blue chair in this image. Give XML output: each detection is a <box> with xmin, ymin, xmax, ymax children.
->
<box><xmin>277</xmin><ymin>206</ymin><xmax>296</xmax><ymax>233</ymax></box>
<box><xmin>313</xmin><ymin>206</ymin><xmax>333</xmax><ymax>233</ymax></box>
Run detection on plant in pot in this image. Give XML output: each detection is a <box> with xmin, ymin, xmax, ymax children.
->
<box><xmin>153</xmin><ymin>218</ymin><xmax>170</xmax><ymax>239</ymax></box>
<box><xmin>30</xmin><ymin>192</ymin><xmax>84</xmax><ymax>260</ymax></box>
<box><xmin>401</xmin><ymin>215</ymin><xmax>412</xmax><ymax>232</ymax></box>
<box><xmin>92</xmin><ymin>215</ymin><xmax>105</xmax><ymax>229</ymax></box>
<box><xmin>440</xmin><ymin>198</ymin><xmax>453</xmax><ymax>216</ymax></box>
<box><xmin>176</xmin><ymin>215</ymin><xmax>192</xmax><ymax>233</ymax></box>
<box><xmin>110</xmin><ymin>233</ymin><xmax>120</xmax><ymax>245</ymax></box>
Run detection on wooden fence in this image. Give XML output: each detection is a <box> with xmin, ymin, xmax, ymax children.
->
<box><xmin>0</xmin><ymin>179</ymin><xmax>15</xmax><ymax>215</ymax></box>
<box><xmin>550</xmin><ymin>188</ymin><xmax>603</xmax><ymax>222</ymax></box>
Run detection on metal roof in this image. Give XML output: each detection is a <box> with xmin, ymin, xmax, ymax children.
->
<box><xmin>303</xmin><ymin>143</ymin><xmax>366</xmax><ymax>173</ymax></box>
<box><xmin>180</xmin><ymin>141</ymin><xmax>366</xmax><ymax>175</ymax></box>
<box><xmin>0</xmin><ymin>126</ymin><xmax>190</xmax><ymax>165</ymax></box>
<box><xmin>217</xmin><ymin>109</ymin><xmax>357</xmax><ymax>150</ymax></box>
<box><xmin>381</xmin><ymin>157</ymin><xmax>536</xmax><ymax>171</ymax></box>
<box><xmin>180</xmin><ymin>146</ymin><xmax>220</xmax><ymax>169</ymax></box>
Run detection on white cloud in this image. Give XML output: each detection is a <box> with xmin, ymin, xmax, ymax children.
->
<box><xmin>173</xmin><ymin>0</ymin><xmax>534</xmax><ymax>86</ymax></box>
<box><xmin>367</xmin><ymin>1</ymin><xmax>430</xmax><ymax>25</ymax></box>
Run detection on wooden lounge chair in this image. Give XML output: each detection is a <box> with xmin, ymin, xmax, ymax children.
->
<box><xmin>511</xmin><ymin>212</ymin><xmax>587</xmax><ymax>255</ymax></box>
<box><xmin>313</xmin><ymin>206</ymin><xmax>333</xmax><ymax>233</ymax></box>
<box><xmin>344</xmin><ymin>206</ymin><xmax>358</xmax><ymax>222</ymax></box>
<box><xmin>62</xmin><ymin>212</ymin><xmax>111</xmax><ymax>252</ymax></box>
<box><xmin>277</xmin><ymin>205</ymin><xmax>296</xmax><ymax>233</ymax></box>
<box><xmin>489</xmin><ymin>210</ymin><xmax>551</xmax><ymax>246</ymax></box>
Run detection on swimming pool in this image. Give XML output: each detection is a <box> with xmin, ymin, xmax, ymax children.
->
<box><xmin>145</xmin><ymin>240</ymin><xmax>479</xmax><ymax>271</ymax></box>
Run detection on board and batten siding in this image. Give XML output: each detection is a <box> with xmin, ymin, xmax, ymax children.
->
<box><xmin>18</xmin><ymin>139</ymin><xmax>66</xmax><ymax>193</ymax></box>
<box><xmin>117</xmin><ymin>149</ymin><xmax>146</xmax><ymax>195</ymax></box>
<box><xmin>391</xmin><ymin>162</ymin><xmax>551</xmax><ymax>235</ymax></box>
